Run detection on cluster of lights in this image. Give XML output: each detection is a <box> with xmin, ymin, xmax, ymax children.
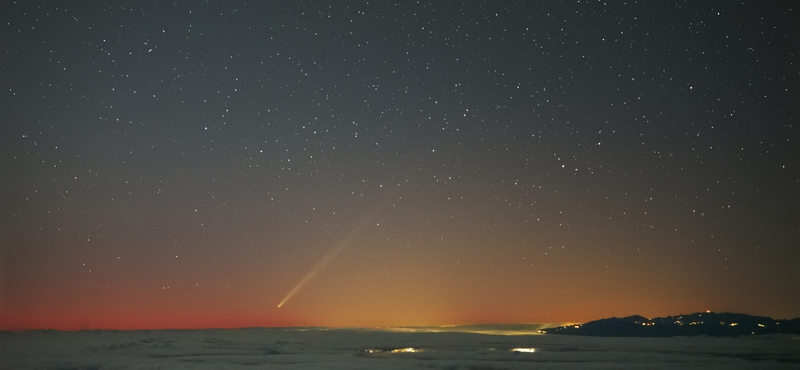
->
<box><xmin>391</xmin><ymin>348</ymin><xmax>421</xmax><ymax>353</ymax></box>
<box><xmin>365</xmin><ymin>347</ymin><xmax>537</xmax><ymax>354</ymax></box>
<box><xmin>363</xmin><ymin>348</ymin><xmax>423</xmax><ymax>354</ymax></box>
<box><xmin>511</xmin><ymin>348</ymin><xmax>536</xmax><ymax>353</ymax></box>
<box><xmin>676</xmin><ymin>320</ymin><xmax>767</xmax><ymax>328</ymax></box>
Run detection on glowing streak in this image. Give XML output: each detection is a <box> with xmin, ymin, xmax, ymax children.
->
<box><xmin>278</xmin><ymin>199</ymin><xmax>388</xmax><ymax>308</ymax></box>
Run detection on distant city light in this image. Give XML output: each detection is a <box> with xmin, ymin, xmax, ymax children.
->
<box><xmin>390</xmin><ymin>348</ymin><xmax>421</xmax><ymax>353</ymax></box>
<box><xmin>512</xmin><ymin>348</ymin><xmax>536</xmax><ymax>353</ymax></box>
<box><xmin>362</xmin><ymin>347</ymin><xmax>424</xmax><ymax>354</ymax></box>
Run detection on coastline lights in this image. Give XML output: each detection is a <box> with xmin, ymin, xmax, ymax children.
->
<box><xmin>511</xmin><ymin>348</ymin><xmax>536</xmax><ymax>353</ymax></box>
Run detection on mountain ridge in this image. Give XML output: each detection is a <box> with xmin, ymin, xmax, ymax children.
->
<box><xmin>541</xmin><ymin>311</ymin><xmax>800</xmax><ymax>337</ymax></box>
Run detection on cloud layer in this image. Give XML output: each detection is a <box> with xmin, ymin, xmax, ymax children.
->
<box><xmin>3</xmin><ymin>327</ymin><xmax>799</xmax><ymax>369</ymax></box>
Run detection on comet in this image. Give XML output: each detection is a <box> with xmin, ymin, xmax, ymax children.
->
<box><xmin>278</xmin><ymin>198</ymin><xmax>389</xmax><ymax>308</ymax></box>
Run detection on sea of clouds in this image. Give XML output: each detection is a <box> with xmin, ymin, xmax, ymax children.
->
<box><xmin>2</xmin><ymin>326</ymin><xmax>799</xmax><ymax>369</ymax></box>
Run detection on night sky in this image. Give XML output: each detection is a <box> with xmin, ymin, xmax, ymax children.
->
<box><xmin>2</xmin><ymin>1</ymin><xmax>799</xmax><ymax>331</ymax></box>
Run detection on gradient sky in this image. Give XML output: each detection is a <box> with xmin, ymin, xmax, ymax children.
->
<box><xmin>2</xmin><ymin>1</ymin><xmax>798</xmax><ymax>331</ymax></box>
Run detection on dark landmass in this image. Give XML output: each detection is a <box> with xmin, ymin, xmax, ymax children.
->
<box><xmin>541</xmin><ymin>312</ymin><xmax>800</xmax><ymax>337</ymax></box>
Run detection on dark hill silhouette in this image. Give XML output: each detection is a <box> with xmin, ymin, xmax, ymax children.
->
<box><xmin>541</xmin><ymin>312</ymin><xmax>800</xmax><ymax>337</ymax></box>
